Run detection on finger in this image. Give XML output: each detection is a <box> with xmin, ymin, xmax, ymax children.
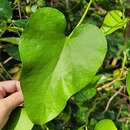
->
<box><xmin>0</xmin><ymin>80</ymin><xmax>18</xmax><ymax>93</ymax></box>
<box><xmin>15</xmin><ymin>81</ymin><xmax>22</xmax><ymax>92</ymax></box>
<box><xmin>0</xmin><ymin>80</ymin><xmax>17</xmax><ymax>88</ymax></box>
<box><xmin>15</xmin><ymin>81</ymin><xmax>24</xmax><ymax>106</ymax></box>
<box><xmin>2</xmin><ymin>91</ymin><xmax>24</xmax><ymax>111</ymax></box>
<box><xmin>16</xmin><ymin>82</ymin><xmax>24</xmax><ymax>106</ymax></box>
<box><xmin>0</xmin><ymin>87</ymin><xmax>6</xmax><ymax>99</ymax></box>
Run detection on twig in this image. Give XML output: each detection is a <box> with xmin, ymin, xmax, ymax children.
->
<box><xmin>97</xmin><ymin>78</ymin><xmax>121</xmax><ymax>91</ymax></box>
<box><xmin>3</xmin><ymin>57</ymin><xmax>13</xmax><ymax>64</ymax></box>
<box><xmin>116</xmin><ymin>105</ymin><xmax>123</xmax><ymax>120</ymax></box>
<box><xmin>65</xmin><ymin>0</ymin><xmax>69</xmax><ymax>10</ymax></box>
<box><xmin>104</xmin><ymin>85</ymin><xmax>124</xmax><ymax>113</ymax></box>
<box><xmin>18</xmin><ymin>3</ymin><xmax>22</xmax><ymax>19</ymax></box>
<box><xmin>0</xmin><ymin>63</ymin><xmax>12</xmax><ymax>80</ymax></box>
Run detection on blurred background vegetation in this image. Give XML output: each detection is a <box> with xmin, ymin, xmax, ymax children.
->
<box><xmin>1</xmin><ymin>0</ymin><xmax>130</xmax><ymax>130</ymax></box>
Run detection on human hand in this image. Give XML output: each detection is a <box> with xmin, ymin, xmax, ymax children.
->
<box><xmin>0</xmin><ymin>80</ymin><xmax>23</xmax><ymax>129</ymax></box>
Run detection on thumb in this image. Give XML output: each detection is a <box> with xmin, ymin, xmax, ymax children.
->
<box><xmin>2</xmin><ymin>92</ymin><xmax>23</xmax><ymax>111</ymax></box>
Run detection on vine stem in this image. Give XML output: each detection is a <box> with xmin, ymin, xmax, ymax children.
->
<box><xmin>68</xmin><ymin>0</ymin><xmax>93</xmax><ymax>39</ymax></box>
<box><xmin>103</xmin><ymin>85</ymin><xmax>124</xmax><ymax>113</ymax></box>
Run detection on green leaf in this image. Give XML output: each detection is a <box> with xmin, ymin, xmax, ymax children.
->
<box><xmin>100</xmin><ymin>10</ymin><xmax>129</xmax><ymax>35</ymax></box>
<box><xmin>5</xmin><ymin>45</ymin><xmax>20</xmax><ymax>61</ymax></box>
<box><xmin>74</xmin><ymin>75</ymin><xmax>101</xmax><ymax>103</ymax></box>
<box><xmin>19</xmin><ymin>7</ymin><xmax>107</xmax><ymax>126</ymax></box>
<box><xmin>74</xmin><ymin>87</ymin><xmax>96</xmax><ymax>103</ymax></box>
<box><xmin>126</xmin><ymin>69</ymin><xmax>130</xmax><ymax>96</ymax></box>
<box><xmin>94</xmin><ymin>119</ymin><xmax>117</xmax><ymax>130</ymax></box>
<box><xmin>14</xmin><ymin>19</ymin><xmax>28</xmax><ymax>28</ymax></box>
<box><xmin>0</xmin><ymin>0</ymin><xmax>12</xmax><ymax>20</ymax></box>
<box><xmin>0</xmin><ymin>37</ymin><xmax>19</xmax><ymax>45</ymax></box>
<box><xmin>3</xmin><ymin>108</ymin><xmax>33</xmax><ymax>130</ymax></box>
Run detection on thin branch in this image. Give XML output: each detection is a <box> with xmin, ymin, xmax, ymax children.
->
<box><xmin>97</xmin><ymin>78</ymin><xmax>121</xmax><ymax>91</ymax></box>
<box><xmin>68</xmin><ymin>0</ymin><xmax>93</xmax><ymax>38</ymax></box>
<box><xmin>104</xmin><ymin>85</ymin><xmax>124</xmax><ymax>113</ymax></box>
<box><xmin>0</xmin><ymin>63</ymin><xmax>12</xmax><ymax>80</ymax></box>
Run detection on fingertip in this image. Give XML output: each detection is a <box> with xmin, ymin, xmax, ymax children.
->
<box><xmin>16</xmin><ymin>81</ymin><xmax>24</xmax><ymax>100</ymax></box>
<box><xmin>16</xmin><ymin>81</ymin><xmax>21</xmax><ymax>91</ymax></box>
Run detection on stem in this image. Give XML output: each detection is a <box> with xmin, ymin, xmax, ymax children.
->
<box><xmin>75</xmin><ymin>0</ymin><xmax>93</xmax><ymax>28</ymax></box>
<box><xmin>66</xmin><ymin>0</ymin><xmax>69</xmax><ymax>10</ymax></box>
<box><xmin>68</xmin><ymin>0</ymin><xmax>93</xmax><ymax>38</ymax></box>
<box><xmin>104</xmin><ymin>85</ymin><xmax>124</xmax><ymax>113</ymax></box>
<box><xmin>0</xmin><ymin>63</ymin><xmax>12</xmax><ymax>80</ymax></box>
<box><xmin>122</xmin><ymin>51</ymin><xmax>127</xmax><ymax>68</ymax></box>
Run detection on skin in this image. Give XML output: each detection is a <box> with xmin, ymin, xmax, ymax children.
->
<box><xmin>0</xmin><ymin>80</ymin><xmax>23</xmax><ymax>129</ymax></box>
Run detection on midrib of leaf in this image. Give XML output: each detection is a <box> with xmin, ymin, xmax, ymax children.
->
<box><xmin>40</xmin><ymin>36</ymin><xmax>74</xmax><ymax>124</ymax></box>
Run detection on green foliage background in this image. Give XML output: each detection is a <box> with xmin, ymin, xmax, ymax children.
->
<box><xmin>1</xmin><ymin>0</ymin><xmax>130</xmax><ymax>130</ymax></box>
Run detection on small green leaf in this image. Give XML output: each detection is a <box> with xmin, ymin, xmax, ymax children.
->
<box><xmin>19</xmin><ymin>7</ymin><xmax>107</xmax><ymax>125</ymax></box>
<box><xmin>5</xmin><ymin>45</ymin><xmax>20</xmax><ymax>61</ymax></box>
<box><xmin>74</xmin><ymin>87</ymin><xmax>96</xmax><ymax>103</ymax></box>
<box><xmin>100</xmin><ymin>10</ymin><xmax>129</xmax><ymax>35</ymax></box>
<box><xmin>0</xmin><ymin>37</ymin><xmax>19</xmax><ymax>45</ymax></box>
<box><xmin>3</xmin><ymin>108</ymin><xmax>33</xmax><ymax>130</ymax></box>
<box><xmin>14</xmin><ymin>19</ymin><xmax>28</xmax><ymax>28</ymax></box>
<box><xmin>94</xmin><ymin>119</ymin><xmax>117</xmax><ymax>130</ymax></box>
<box><xmin>126</xmin><ymin>69</ymin><xmax>130</xmax><ymax>96</ymax></box>
<box><xmin>74</xmin><ymin>75</ymin><xmax>100</xmax><ymax>103</ymax></box>
<box><xmin>0</xmin><ymin>0</ymin><xmax>12</xmax><ymax>20</ymax></box>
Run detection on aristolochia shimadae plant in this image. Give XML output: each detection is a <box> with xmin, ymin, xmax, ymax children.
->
<box><xmin>4</xmin><ymin>4</ymin><xmax>130</xmax><ymax>130</ymax></box>
<box><xmin>19</xmin><ymin>7</ymin><xmax>107</xmax><ymax>126</ymax></box>
<box><xmin>1</xmin><ymin>0</ymin><xmax>130</xmax><ymax>129</ymax></box>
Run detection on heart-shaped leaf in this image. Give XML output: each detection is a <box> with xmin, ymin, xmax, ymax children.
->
<box><xmin>94</xmin><ymin>119</ymin><xmax>117</xmax><ymax>130</ymax></box>
<box><xmin>19</xmin><ymin>7</ymin><xmax>107</xmax><ymax>126</ymax></box>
